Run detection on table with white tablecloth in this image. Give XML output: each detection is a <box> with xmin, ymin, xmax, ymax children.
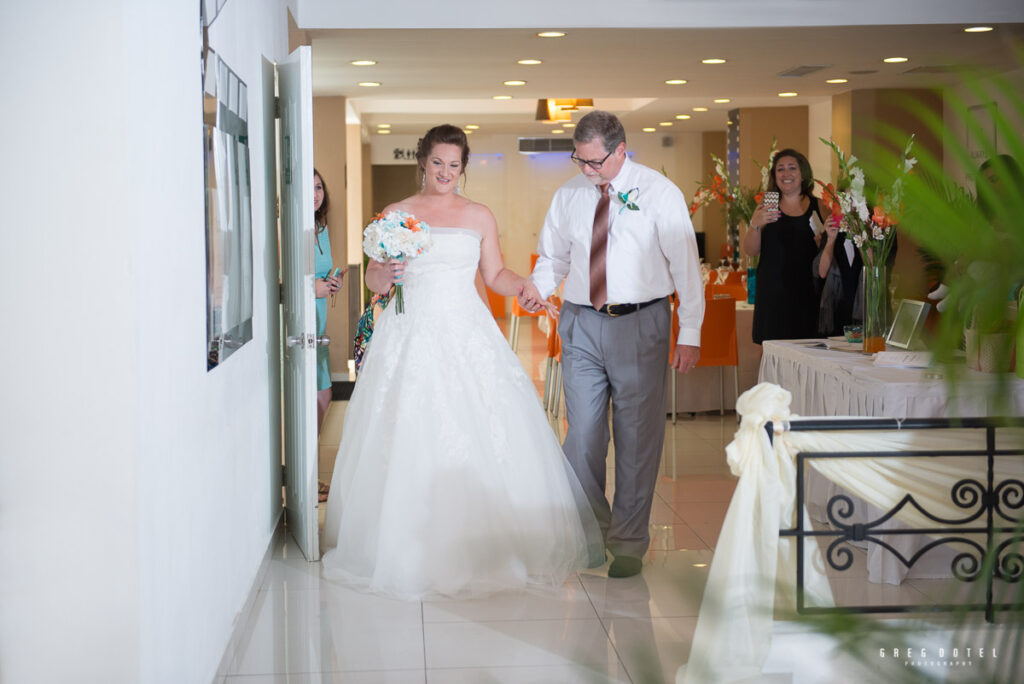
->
<box><xmin>758</xmin><ymin>339</ymin><xmax>1024</xmax><ymax>583</ymax></box>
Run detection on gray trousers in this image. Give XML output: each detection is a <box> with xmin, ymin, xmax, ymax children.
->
<box><xmin>558</xmin><ymin>299</ymin><xmax>670</xmax><ymax>558</ymax></box>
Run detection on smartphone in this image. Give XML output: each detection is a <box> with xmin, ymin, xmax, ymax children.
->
<box><xmin>329</xmin><ymin>267</ymin><xmax>342</xmax><ymax>278</ymax></box>
<box><xmin>763</xmin><ymin>191</ymin><xmax>780</xmax><ymax>212</ymax></box>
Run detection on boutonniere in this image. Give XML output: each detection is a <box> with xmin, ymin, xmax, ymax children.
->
<box><xmin>616</xmin><ymin>187</ymin><xmax>640</xmax><ymax>213</ymax></box>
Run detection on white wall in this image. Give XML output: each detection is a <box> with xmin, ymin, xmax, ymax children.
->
<box><xmin>807</xmin><ymin>100</ymin><xmax>834</xmax><ymax>184</ymax></box>
<box><xmin>0</xmin><ymin>1</ymin><xmax>292</xmax><ymax>682</ymax></box>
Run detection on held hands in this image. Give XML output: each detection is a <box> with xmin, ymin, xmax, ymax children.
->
<box><xmin>750</xmin><ymin>203</ymin><xmax>780</xmax><ymax>231</ymax></box>
<box><xmin>517</xmin><ymin>281</ymin><xmax>558</xmax><ymax>317</ymax></box>
<box><xmin>671</xmin><ymin>344</ymin><xmax>700</xmax><ymax>373</ymax></box>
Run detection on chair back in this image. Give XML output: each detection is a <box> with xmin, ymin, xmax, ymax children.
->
<box><xmin>695</xmin><ymin>295</ymin><xmax>739</xmax><ymax>368</ymax></box>
<box><xmin>546</xmin><ymin>295</ymin><xmax>563</xmax><ymax>360</ymax></box>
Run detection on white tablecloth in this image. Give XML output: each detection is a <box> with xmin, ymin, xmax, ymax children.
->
<box><xmin>758</xmin><ymin>340</ymin><xmax>1024</xmax><ymax>584</ymax></box>
<box><xmin>668</xmin><ymin>302</ymin><xmax>761</xmax><ymax>414</ymax></box>
<box><xmin>758</xmin><ymin>339</ymin><xmax>1024</xmax><ymax>419</ymax></box>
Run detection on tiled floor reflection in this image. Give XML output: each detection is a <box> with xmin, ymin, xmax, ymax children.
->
<box><xmin>220</xmin><ymin>317</ymin><xmax>1014</xmax><ymax>684</ymax></box>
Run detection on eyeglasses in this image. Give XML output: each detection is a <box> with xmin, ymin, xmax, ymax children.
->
<box><xmin>570</xmin><ymin>149</ymin><xmax>613</xmax><ymax>170</ymax></box>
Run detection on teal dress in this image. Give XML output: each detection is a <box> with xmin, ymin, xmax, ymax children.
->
<box><xmin>315</xmin><ymin>225</ymin><xmax>333</xmax><ymax>391</ymax></box>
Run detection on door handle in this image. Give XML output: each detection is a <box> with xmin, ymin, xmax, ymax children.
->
<box><xmin>316</xmin><ymin>335</ymin><xmax>331</xmax><ymax>347</ymax></box>
<box><xmin>286</xmin><ymin>334</ymin><xmax>315</xmax><ymax>348</ymax></box>
<box><xmin>286</xmin><ymin>335</ymin><xmax>303</xmax><ymax>348</ymax></box>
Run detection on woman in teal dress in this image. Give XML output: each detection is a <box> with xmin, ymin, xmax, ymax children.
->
<box><xmin>314</xmin><ymin>170</ymin><xmax>344</xmax><ymax>428</ymax></box>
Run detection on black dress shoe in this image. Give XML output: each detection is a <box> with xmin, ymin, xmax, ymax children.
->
<box><xmin>608</xmin><ymin>555</ymin><xmax>643</xmax><ymax>578</ymax></box>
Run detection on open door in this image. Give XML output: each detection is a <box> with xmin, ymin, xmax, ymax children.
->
<box><xmin>277</xmin><ymin>46</ymin><xmax>319</xmax><ymax>561</ymax></box>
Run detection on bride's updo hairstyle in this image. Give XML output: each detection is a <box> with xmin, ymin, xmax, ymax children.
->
<box><xmin>416</xmin><ymin>124</ymin><xmax>470</xmax><ymax>178</ymax></box>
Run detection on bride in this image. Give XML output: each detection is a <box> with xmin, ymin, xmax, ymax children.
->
<box><xmin>321</xmin><ymin>124</ymin><xmax>602</xmax><ymax>600</ymax></box>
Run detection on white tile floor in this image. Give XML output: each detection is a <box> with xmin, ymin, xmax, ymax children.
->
<box><xmin>216</xmin><ymin>318</ymin><xmax>1020</xmax><ymax>683</ymax></box>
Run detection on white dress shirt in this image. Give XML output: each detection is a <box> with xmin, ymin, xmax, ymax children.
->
<box><xmin>531</xmin><ymin>157</ymin><xmax>705</xmax><ymax>346</ymax></box>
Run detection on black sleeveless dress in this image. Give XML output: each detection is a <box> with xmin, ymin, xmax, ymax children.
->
<box><xmin>752</xmin><ymin>197</ymin><xmax>822</xmax><ymax>344</ymax></box>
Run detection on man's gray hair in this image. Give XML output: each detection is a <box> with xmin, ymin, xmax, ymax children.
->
<box><xmin>573</xmin><ymin>110</ymin><xmax>626</xmax><ymax>154</ymax></box>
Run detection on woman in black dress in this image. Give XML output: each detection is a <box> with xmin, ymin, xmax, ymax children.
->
<box><xmin>743</xmin><ymin>148</ymin><xmax>825</xmax><ymax>343</ymax></box>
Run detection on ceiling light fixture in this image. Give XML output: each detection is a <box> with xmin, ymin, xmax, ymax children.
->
<box><xmin>350</xmin><ymin>60</ymin><xmax>376</xmax><ymax>66</ymax></box>
<box><xmin>825</xmin><ymin>78</ymin><xmax>848</xmax><ymax>84</ymax></box>
<box><xmin>642</xmin><ymin>127</ymin><xmax>656</xmax><ymax>132</ymax></box>
<box><xmin>534</xmin><ymin>98</ymin><xmax>593</xmax><ymax>122</ymax></box>
<box><xmin>518</xmin><ymin>59</ymin><xmax>542</xmax><ymax>65</ymax></box>
<box><xmin>504</xmin><ymin>80</ymin><xmax>526</xmax><ymax>86</ymax></box>
<box><xmin>377</xmin><ymin>129</ymin><xmax>391</xmax><ymax>134</ymax></box>
<box><xmin>964</xmin><ymin>26</ymin><xmax>993</xmax><ymax>33</ymax></box>
<box><xmin>358</xmin><ymin>81</ymin><xmax>381</xmax><ymax>87</ymax></box>
<box><xmin>659</xmin><ymin>121</ymin><xmax>672</xmax><ymax>126</ymax></box>
<box><xmin>675</xmin><ymin>114</ymin><xmax>691</xmax><ymax>120</ymax></box>
<box><xmin>693</xmin><ymin>107</ymin><xmax>708</xmax><ymax>112</ymax></box>
<box><xmin>701</xmin><ymin>58</ymin><xmax>726</xmax><ymax>64</ymax></box>
<box><xmin>492</xmin><ymin>95</ymin><xmax>512</xmax><ymax>100</ymax></box>
<box><xmin>713</xmin><ymin>98</ymin><xmax>731</xmax><ymax>103</ymax></box>
<box><xmin>665</xmin><ymin>79</ymin><xmax>687</xmax><ymax>85</ymax></box>
<box><xmin>465</xmin><ymin>125</ymin><xmax>479</xmax><ymax>130</ymax></box>
<box><xmin>537</xmin><ymin>31</ymin><xmax>566</xmax><ymax>38</ymax></box>
<box><xmin>564</xmin><ymin>123</ymin><xmax>575</xmax><ymax>128</ymax></box>
<box><xmin>377</xmin><ymin>123</ymin><xmax>391</xmax><ymax>128</ymax></box>
<box><xmin>778</xmin><ymin>92</ymin><xmax>798</xmax><ymax>97</ymax></box>
<box><xmin>883</xmin><ymin>56</ymin><xmax>909</xmax><ymax>63</ymax></box>
<box><xmin>551</xmin><ymin>129</ymin><xmax>564</xmax><ymax>134</ymax></box>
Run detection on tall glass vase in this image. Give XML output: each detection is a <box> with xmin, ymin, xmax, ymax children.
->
<box><xmin>862</xmin><ymin>262</ymin><xmax>889</xmax><ymax>353</ymax></box>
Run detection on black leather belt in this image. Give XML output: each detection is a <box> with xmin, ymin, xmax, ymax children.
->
<box><xmin>595</xmin><ymin>297</ymin><xmax>665</xmax><ymax>317</ymax></box>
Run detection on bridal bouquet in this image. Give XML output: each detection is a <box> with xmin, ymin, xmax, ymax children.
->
<box><xmin>362</xmin><ymin>210</ymin><xmax>432</xmax><ymax>313</ymax></box>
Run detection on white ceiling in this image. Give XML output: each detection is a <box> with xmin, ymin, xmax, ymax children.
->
<box><xmin>305</xmin><ymin>22</ymin><xmax>1024</xmax><ymax>137</ymax></box>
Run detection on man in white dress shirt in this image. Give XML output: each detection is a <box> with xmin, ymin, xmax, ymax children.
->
<box><xmin>521</xmin><ymin>110</ymin><xmax>704</xmax><ymax>577</ymax></box>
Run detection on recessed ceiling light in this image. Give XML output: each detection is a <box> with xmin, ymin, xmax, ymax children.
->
<box><xmin>350</xmin><ymin>60</ymin><xmax>376</xmax><ymax>66</ymax></box>
<box><xmin>358</xmin><ymin>82</ymin><xmax>381</xmax><ymax>87</ymax></box>
<box><xmin>492</xmin><ymin>95</ymin><xmax>512</xmax><ymax>100</ymax></box>
<box><xmin>883</xmin><ymin>56</ymin><xmax>909</xmax><ymax>63</ymax></box>
<box><xmin>642</xmin><ymin>127</ymin><xmax>656</xmax><ymax>132</ymax></box>
<box><xmin>551</xmin><ymin>129</ymin><xmax>564</xmax><ymax>134</ymax></box>
<box><xmin>675</xmin><ymin>114</ymin><xmax>691</xmax><ymax>120</ymax></box>
<box><xmin>727</xmin><ymin>120</ymin><xmax>734</xmax><ymax>126</ymax></box>
<box><xmin>464</xmin><ymin>130</ymin><xmax>472</xmax><ymax>135</ymax></box>
<box><xmin>713</xmin><ymin>98</ymin><xmax>731</xmax><ymax>103</ymax></box>
<box><xmin>537</xmin><ymin>31</ymin><xmax>566</xmax><ymax>38</ymax></box>
<box><xmin>377</xmin><ymin>129</ymin><xmax>391</xmax><ymax>135</ymax></box>
<box><xmin>465</xmin><ymin>124</ymin><xmax>479</xmax><ymax>130</ymax></box>
<box><xmin>701</xmin><ymin>58</ymin><xmax>727</xmax><ymax>64</ymax></box>
<box><xmin>778</xmin><ymin>92</ymin><xmax>798</xmax><ymax>97</ymax></box>
<box><xmin>825</xmin><ymin>78</ymin><xmax>848</xmax><ymax>84</ymax></box>
<box><xmin>964</xmin><ymin>26</ymin><xmax>993</xmax><ymax>33</ymax></box>
<box><xmin>563</xmin><ymin>123</ymin><xmax>575</xmax><ymax>128</ymax></box>
<box><xmin>518</xmin><ymin>59</ymin><xmax>543</xmax><ymax>65</ymax></box>
<box><xmin>503</xmin><ymin>80</ymin><xmax>526</xmax><ymax>86</ymax></box>
<box><xmin>659</xmin><ymin>121</ymin><xmax>673</xmax><ymax>126</ymax></box>
<box><xmin>693</xmin><ymin>107</ymin><xmax>709</xmax><ymax>112</ymax></box>
<box><xmin>665</xmin><ymin>79</ymin><xmax>688</xmax><ymax>85</ymax></box>
<box><xmin>693</xmin><ymin>563</ymin><xmax>708</xmax><ymax>568</ymax></box>
<box><xmin>377</xmin><ymin>123</ymin><xmax>391</xmax><ymax>128</ymax></box>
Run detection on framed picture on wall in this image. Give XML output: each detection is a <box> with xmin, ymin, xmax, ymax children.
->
<box><xmin>966</xmin><ymin>102</ymin><xmax>998</xmax><ymax>165</ymax></box>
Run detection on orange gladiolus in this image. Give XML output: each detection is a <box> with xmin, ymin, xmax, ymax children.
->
<box><xmin>404</xmin><ymin>218</ymin><xmax>422</xmax><ymax>232</ymax></box>
<box><xmin>871</xmin><ymin>206</ymin><xmax>891</xmax><ymax>228</ymax></box>
<box><xmin>372</xmin><ymin>212</ymin><xmax>386</xmax><ymax>222</ymax></box>
<box><xmin>816</xmin><ymin>181</ymin><xmax>843</xmax><ymax>219</ymax></box>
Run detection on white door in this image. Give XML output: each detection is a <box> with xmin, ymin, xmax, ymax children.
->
<box><xmin>277</xmin><ymin>46</ymin><xmax>319</xmax><ymax>561</ymax></box>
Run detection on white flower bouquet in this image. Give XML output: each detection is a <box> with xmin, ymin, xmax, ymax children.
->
<box><xmin>362</xmin><ymin>210</ymin><xmax>432</xmax><ymax>313</ymax></box>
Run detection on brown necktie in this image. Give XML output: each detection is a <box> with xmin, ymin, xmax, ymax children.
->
<box><xmin>589</xmin><ymin>183</ymin><xmax>611</xmax><ymax>310</ymax></box>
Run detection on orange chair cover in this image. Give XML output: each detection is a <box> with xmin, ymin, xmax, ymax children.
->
<box><xmin>696</xmin><ymin>295</ymin><xmax>739</xmax><ymax>368</ymax></box>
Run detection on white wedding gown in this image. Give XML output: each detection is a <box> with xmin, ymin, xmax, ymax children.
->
<box><xmin>321</xmin><ymin>228</ymin><xmax>603</xmax><ymax>600</ymax></box>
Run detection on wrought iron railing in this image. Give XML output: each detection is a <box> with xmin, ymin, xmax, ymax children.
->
<box><xmin>772</xmin><ymin>417</ymin><xmax>1024</xmax><ymax>622</ymax></box>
